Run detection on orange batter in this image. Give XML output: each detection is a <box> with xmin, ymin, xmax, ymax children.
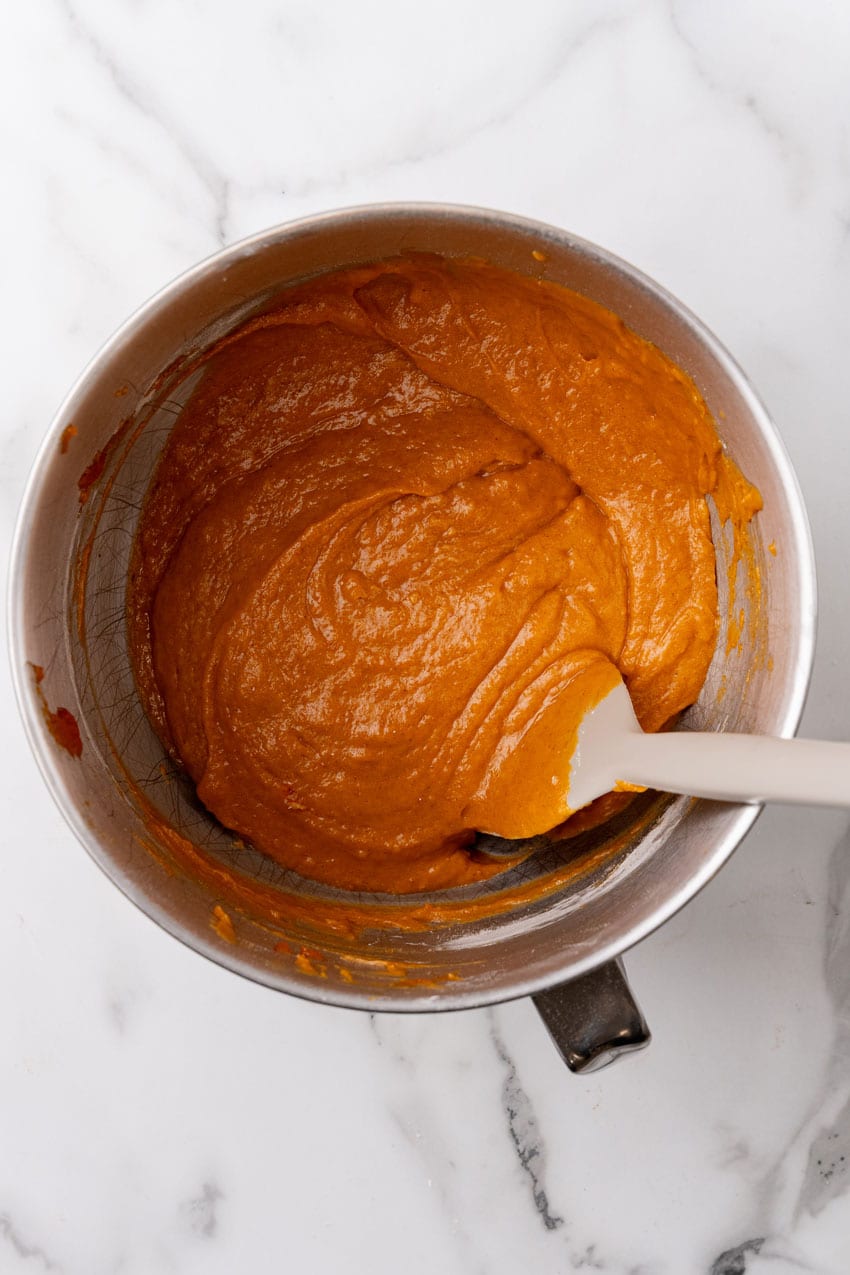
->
<box><xmin>128</xmin><ymin>255</ymin><xmax>754</xmax><ymax>893</ymax></box>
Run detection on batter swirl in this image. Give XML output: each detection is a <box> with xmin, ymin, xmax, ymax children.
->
<box><xmin>129</xmin><ymin>256</ymin><xmax>754</xmax><ymax>892</ymax></box>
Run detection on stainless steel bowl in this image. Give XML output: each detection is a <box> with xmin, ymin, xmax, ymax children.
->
<box><xmin>9</xmin><ymin>204</ymin><xmax>816</xmax><ymax>1071</ymax></box>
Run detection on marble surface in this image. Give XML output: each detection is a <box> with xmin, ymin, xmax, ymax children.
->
<box><xmin>3</xmin><ymin>1</ymin><xmax>850</xmax><ymax>1270</ymax></box>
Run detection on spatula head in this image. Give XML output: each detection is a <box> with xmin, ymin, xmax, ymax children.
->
<box><xmin>478</xmin><ymin>679</ymin><xmax>643</xmax><ymax>857</ymax></box>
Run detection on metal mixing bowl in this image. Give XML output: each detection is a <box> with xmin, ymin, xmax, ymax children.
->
<box><xmin>9</xmin><ymin>204</ymin><xmax>815</xmax><ymax>1071</ymax></box>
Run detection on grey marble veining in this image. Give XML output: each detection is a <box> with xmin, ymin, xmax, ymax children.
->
<box><xmin>490</xmin><ymin>1014</ymin><xmax>565</xmax><ymax>1232</ymax></box>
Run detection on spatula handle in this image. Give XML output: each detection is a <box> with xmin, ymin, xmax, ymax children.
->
<box><xmin>623</xmin><ymin>732</ymin><xmax>850</xmax><ymax>807</ymax></box>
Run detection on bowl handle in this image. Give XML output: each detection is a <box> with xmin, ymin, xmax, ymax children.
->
<box><xmin>532</xmin><ymin>958</ymin><xmax>650</xmax><ymax>1073</ymax></box>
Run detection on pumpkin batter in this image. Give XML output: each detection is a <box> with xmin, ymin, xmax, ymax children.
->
<box><xmin>128</xmin><ymin>255</ymin><xmax>756</xmax><ymax>893</ymax></box>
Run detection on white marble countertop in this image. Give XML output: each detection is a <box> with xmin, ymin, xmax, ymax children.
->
<box><xmin>3</xmin><ymin>2</ymin><xmax>850</xmax><ymax>1271</ymax></box>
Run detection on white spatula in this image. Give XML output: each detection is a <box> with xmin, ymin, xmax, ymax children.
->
<box><xmin>483</xmin><ymin>675</ymin><xmax>850</xmax><ymax>853</ymax></box>
<box><xmin>566</xmin><ymin>677</ymin><xmax>850</xmax><ymax>812</ymax></box>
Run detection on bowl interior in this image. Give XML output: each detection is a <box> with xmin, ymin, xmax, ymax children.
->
<box><xmin>11</xmin><ymin>205</ymin><xmax>814</xmax><ymax>1009</ymax></box>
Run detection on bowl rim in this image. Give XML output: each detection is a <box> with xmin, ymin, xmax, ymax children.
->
<box><xmin>7</xmin><ymin>201</ymin><xmax>818</xmax><ymax>1011</ymax></box>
